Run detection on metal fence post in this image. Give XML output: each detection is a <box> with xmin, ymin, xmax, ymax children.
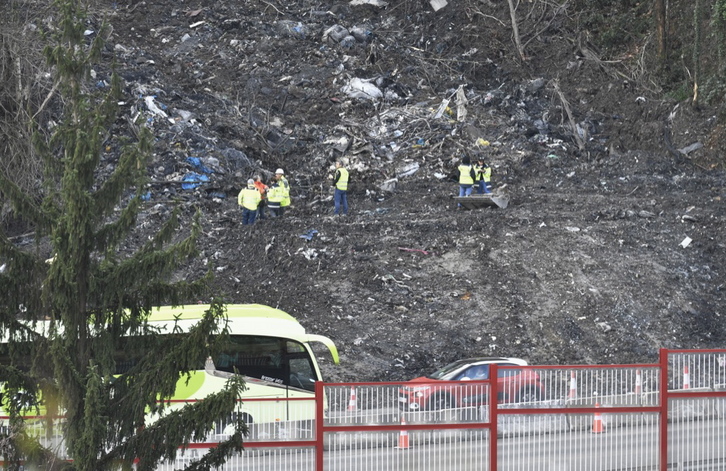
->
<box><xmin>490</xmin><ymin>364</ymin><xmax>498</xmax><ymax>471</ymax></box>
<box><xmin>659</xmin><ymin>348</ymin><xmax>669</xmax><ymax>471</ymax></box>
<box><xmin>316</xmin><ymin>380</ymin><xmax>325</xmax><ymax>471</ymax></box>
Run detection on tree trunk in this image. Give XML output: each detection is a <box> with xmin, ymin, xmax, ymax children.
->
<box><xmin>655</xmin><ymin>0</ymin><xmax>667</xmax><ymax>69</ymax></box>
<box><xmin>507</xmin><ymin>0</ymin><xmax>526</xmax><ymax>61</ymax></box>
<box><xmin>693</xmin><ymin>0</ymin><xmax>701</xmax><ymax>108</ymax></box>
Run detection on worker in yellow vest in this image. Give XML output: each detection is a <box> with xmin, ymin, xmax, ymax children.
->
<box><xmin>458</xmin><ymin>156</ymin><xmax>476</xmax><ymax>207</ymax></box>
<box><xmin>474</xmin><ymin>158</ymin><xmax>492</xmax><ymax>194</ymax></box>
<box><xmin>266</xmin><ymin>180</ymin><xmax>285</xmax><ymax>218</ymax></box>
<box><xmin>237</xmin><ymin>179</ymin><xmax>261</xmax><ymax>225</ymax></box>
<box><xmin>333</xmin><ymin>160</ymin><xmax>349</xmax><ymax>216</ymax></box>
<box><xmin>275</xmin><ymin>168</ymin><xmax>291</xmax><ymax>216</ymax></box>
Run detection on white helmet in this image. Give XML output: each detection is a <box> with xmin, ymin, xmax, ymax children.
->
<box><xmin>275</xmin><ymin>168</ymin><xmax>285</xmax><ymax>175</ymax></box>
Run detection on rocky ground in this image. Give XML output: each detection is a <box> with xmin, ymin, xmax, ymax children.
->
<box><xmin>12</xmin><ymin>0</ymin><xmax>726</xmax><ymax>382</ymax></box>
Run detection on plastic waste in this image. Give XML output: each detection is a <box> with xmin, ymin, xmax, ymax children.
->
<box><xmin>323</xmin><ymin>25</ymin><xmax>349</xmax><ymax>43</ymax></box>
<box><xmin>339</xmin><ymin>35</ymin><xmax>356</xmax><ymax>48</ymax></box>
<box><xmin>144</xmin><ymin>96</ymin><xmax>168</xmax><ymax>118</ymax></box>
<box><xmin>396</xmin><ymin>162</ymin><xmax>419</xmax><ymax>178</ymax></box>
<box><xmin>341</xmin><ymin>78</ymin><xmax>383</xmax><ymax>100</ymax></box>
<box><xmin>299</xmin><ymin>229</ymin><xmax>319</xmax><ymax>241</ymax></box>
<box><xmin>350</xmin><ymin>26</ymin><xmax>372</xmax><ymax>43</ymax></box>
<box><xmin>181</xmin><ymin>172</ymin><xmax>210</xmax><ymax>190</ymax></box>
<box><xmin>186</xmin><ymin>157</ymin><xmax>213</xmax><ymax>174</ymax></box>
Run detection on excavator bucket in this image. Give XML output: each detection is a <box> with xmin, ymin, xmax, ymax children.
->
<box><xmin>454</xmin><ymin>193</ymin><xmax>509</xmax><ymax>209</ymax></box>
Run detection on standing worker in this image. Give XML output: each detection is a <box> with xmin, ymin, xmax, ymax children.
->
<box><xmin>238</xmin><ymin>179</ymin><xmax>261</xmax><ymax>225</ymax></box>
<box><xmin>275</xmin><ymin>169</ymin><xmax>291</xmax><ymax>217</ymax></box>
<box><xmin>458</xmin><ymin>156</ymin><xmax>476</xmax><ymax>206</ymax></box>
<box><xmin>333</xmin><ymin>160</ymin><xmax>349</xmax><ymax>216</ymax></box>
<box><xmin>253</xmin><ymin>175</ymin><xmax>268</xmax><ymax>221</ymax></box>
<box><xmin>474</xmin><ymin>158</ymin><xmax>492</xmax><ymax>194</ymax></box>
<box><xmin>266</xmin><ymin>180</ymin><xmax>284</xmax><ymax>218</ymax></box>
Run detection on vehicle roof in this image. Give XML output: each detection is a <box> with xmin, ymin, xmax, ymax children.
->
<box><xmin>460</xmin><ymin>357</ymin><xmax>529</xmax><ymax>366</ymax></box>
<box><xmin>449</xmin><ymin>357</ymin><xmax>528</xmax><ymax>366</ymax></box>
<box><xmin>148</xmin><ymin>304</ymin><xmax>307</xmax><ymax>338</ymax></box>
<box><xmin>148</xmin><ymin>304</ymin><xmax>295</xmax><ymax>322</ymax></box>
<box><xmin>422</xmin><ymin>357</ymin><xmax>529</xmax><ymax>380</ymax></box>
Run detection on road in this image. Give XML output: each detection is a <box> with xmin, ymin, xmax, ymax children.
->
<box><xmin>197</xmin><ymin>418</ymin><xmax>725</xmax><ymax>471</ymax></box>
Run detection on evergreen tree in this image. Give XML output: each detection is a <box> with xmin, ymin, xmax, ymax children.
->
<box><xmin>0</xmin><ymin>0</ymin><xmax>245</xmax><ymax>469</ymax></box>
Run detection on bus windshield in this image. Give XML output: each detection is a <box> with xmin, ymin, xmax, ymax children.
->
<box><xmin>214</xmin><ymin>335</ymin><xmax>317</xmax><ymax>392</ymax></box>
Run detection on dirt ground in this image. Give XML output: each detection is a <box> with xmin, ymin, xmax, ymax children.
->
<box><xmin>15</xmin><ymin>0</ymin><xmax>726</xmax><ymax>382</ymax></box>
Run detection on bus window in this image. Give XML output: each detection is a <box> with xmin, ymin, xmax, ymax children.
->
<box><xmin>288</xmin><ymin>356</ymin><xmax>315</xmax><ymax>391</ymax></box>
<box><xmin>214</xmin><ymin>335</ymin><xmax>318</xmax><ymax>391</ymax></box>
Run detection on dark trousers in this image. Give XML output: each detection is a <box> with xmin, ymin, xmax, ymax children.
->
<box><xmin>334</xmin><ymin>188</ymin><xmax>348</xmax><ymax>215</ymax></box>
<box><xmin>267</xmin><ymin>203</ymin><xmax>282</xmax><ymax>218</ymax></box>
<box><xmin>242</xmin><ymin>208</ymin><xmax>257</xmax><ymax>225</ymax></box>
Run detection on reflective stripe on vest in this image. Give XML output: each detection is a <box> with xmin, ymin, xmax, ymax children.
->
<box><xmin>267</xmin><ymin>185</ymin><xmax>284</xmax><ymax>203</ymax></box>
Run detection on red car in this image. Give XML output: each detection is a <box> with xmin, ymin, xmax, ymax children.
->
<box><xmin>399</xmin><ymin>357</ymin><xmax>544</xmax><ymax>411</ymax></box>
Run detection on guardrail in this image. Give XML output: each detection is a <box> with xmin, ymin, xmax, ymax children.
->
<box><xmin>3</xmin><ymin>348</ymin><xmax>726</xmax><ymax>470</ymax></box>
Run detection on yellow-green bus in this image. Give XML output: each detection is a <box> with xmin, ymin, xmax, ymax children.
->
<box><xmin>143</xmin><ymin>304</ymin><xmax>339</xmax><ymax>438</ymax></box>
<box><xmin>2</xmin><ymin>304</ymin><xmax>339</xmax><ymax>440</ymax></box>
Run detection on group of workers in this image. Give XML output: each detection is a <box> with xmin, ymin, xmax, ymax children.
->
<box><xmin>237</xmin><ymin>160</ymin><xmax>349</xmax><ymax>225</ymax></box>
<box><xmin>238</xmin><ymin>156</ymin><xmax>490</xmax><ymax>222</ymax></box>
<box><xmin>237</xmin><ymin>168</ymin><xmax>291</xmax><ymax>225</ymax></box>
<box><xmin>457</xmin><ymin>156</ymin><xmax>492</xmax><ymax>200</ymax></box>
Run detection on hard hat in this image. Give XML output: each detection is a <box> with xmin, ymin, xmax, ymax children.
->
<box><xmin>275</xmin><ymin>168</ymin><xmax>284</xmax><ymax>175</ymax></box>
<box><xmin>247</xmin><ymin>178</ymin><xmax>255</xmax><ymax>186</ymax></box>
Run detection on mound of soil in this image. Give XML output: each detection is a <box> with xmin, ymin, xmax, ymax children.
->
<box><xmin>18</xmin><ymin>0</ymin><xmax>726</xmax><ymax>381</ymax></box>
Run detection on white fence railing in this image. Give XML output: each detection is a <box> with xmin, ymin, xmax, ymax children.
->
<box><xmin>3</xmin><ymin>348</ymin><xmax>726</xmax><ymax>470</ymax></box>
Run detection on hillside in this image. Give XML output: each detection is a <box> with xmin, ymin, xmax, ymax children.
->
<box><xmin>6</xmin><ymin>0</ymin><xmax>726</xmax><ymax>382</ymax></box>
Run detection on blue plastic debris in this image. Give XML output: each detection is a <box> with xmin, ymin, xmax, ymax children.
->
<box><xmin>141</xmin><ymin>191</ymin><xmax>151</xmax><ymax>201</ymax></box>
<box><xmin>299</xmin><ymin>229</ymin><xmax>318</xmax><ymax>241</ymax></box>
<box><xmin>181</xmin><ymin>172</ymin><xmax>210</xmax><ymax>190</ymax></box>
<box><xmin>186</xmin><ymin>156</ymin><xmax>213</xmax><ymax>174</ymax></box>
<box><xmin>208</xmin><ymin>191</ymin><xmax>226</xmax><ymax>199</ymax></box>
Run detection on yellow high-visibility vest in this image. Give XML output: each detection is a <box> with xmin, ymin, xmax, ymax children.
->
<box><xmin>238</xmin><ymin>187</ymin><xmax>261</xmax><ymax>211</ymax></box>
<box><xmin>458</xmin><ymin>164</ymin><xmax>474</xmax><ymax>185</ymax></box>
<box><xmin>335</xmin><ymin>168</ymin><xmax>349</xmax><ymax>191</ymax></box>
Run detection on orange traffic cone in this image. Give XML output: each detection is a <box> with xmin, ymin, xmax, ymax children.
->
<box><xmin>568</xmin><ymin>371</ymin><xmax>577</xmax><ymax>399</ymax></box>
<box><xmin>591</xmin><ymin>402</ymin><xmax>604</xmax><ymax>434</ymax></box>
<box><xmin>683</xmin><ymin>365</ymin><xmax>690</xmax><ymax>389</ymax></box>
<box><xmin>396</xmin><ymin>416</ymin><xmax>410</xmax><ymax>449</ymax></box>
<box><xmin>347</xmin><ymin>386</ymin><xmax>357</xmax><ymax>411</ymax></box>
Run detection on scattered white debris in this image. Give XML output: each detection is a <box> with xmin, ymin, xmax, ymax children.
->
<box><xmin>678</xmin><ymin>142</ymin><xmax>703</xmax><ymax>155</ymax></box>
<box><xmin>144</xmin><ymin>96</ymin><xmax>168</xmax><ymax>118</ymax></box>
<box><xmin>680</xmin><ymin>236</ymin><xmax>692</xmax><ymax>248</ymax></box>
<box><xmin>341</xmin><ymin>77</ymin><xmax>383</xmax><ymax>100</ymax></box>
<box><xmin>429</xmin><ymin>0</ymin><xmax>447</xmax><ymax>11</ymax></box>
<box><xmin>350</xmin><ymin>0</ymin><xmax>388</xmax><ymax>6</ymax></box>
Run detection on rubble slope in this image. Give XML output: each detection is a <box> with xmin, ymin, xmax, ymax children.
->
<box><xmin>30</xmin><ymin>0</ymin><xmax>726</xmax><ymax>380</ymax></box>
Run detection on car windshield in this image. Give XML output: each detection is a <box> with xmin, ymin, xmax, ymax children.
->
<box><xmin>427</xmin><ymin>359</ymin><xmax>476</xmax><ymax>380</ymax></box>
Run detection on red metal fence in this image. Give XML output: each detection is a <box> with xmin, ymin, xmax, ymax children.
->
<box><xmin>205</xmin><ymin>348</ymin><xmax>726</xmax><ymax>471</ymax></box>
<box><xmin>4</xmin><ymin>348</ymin><xmax>726</xmax><ymax>470</ymax></box>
